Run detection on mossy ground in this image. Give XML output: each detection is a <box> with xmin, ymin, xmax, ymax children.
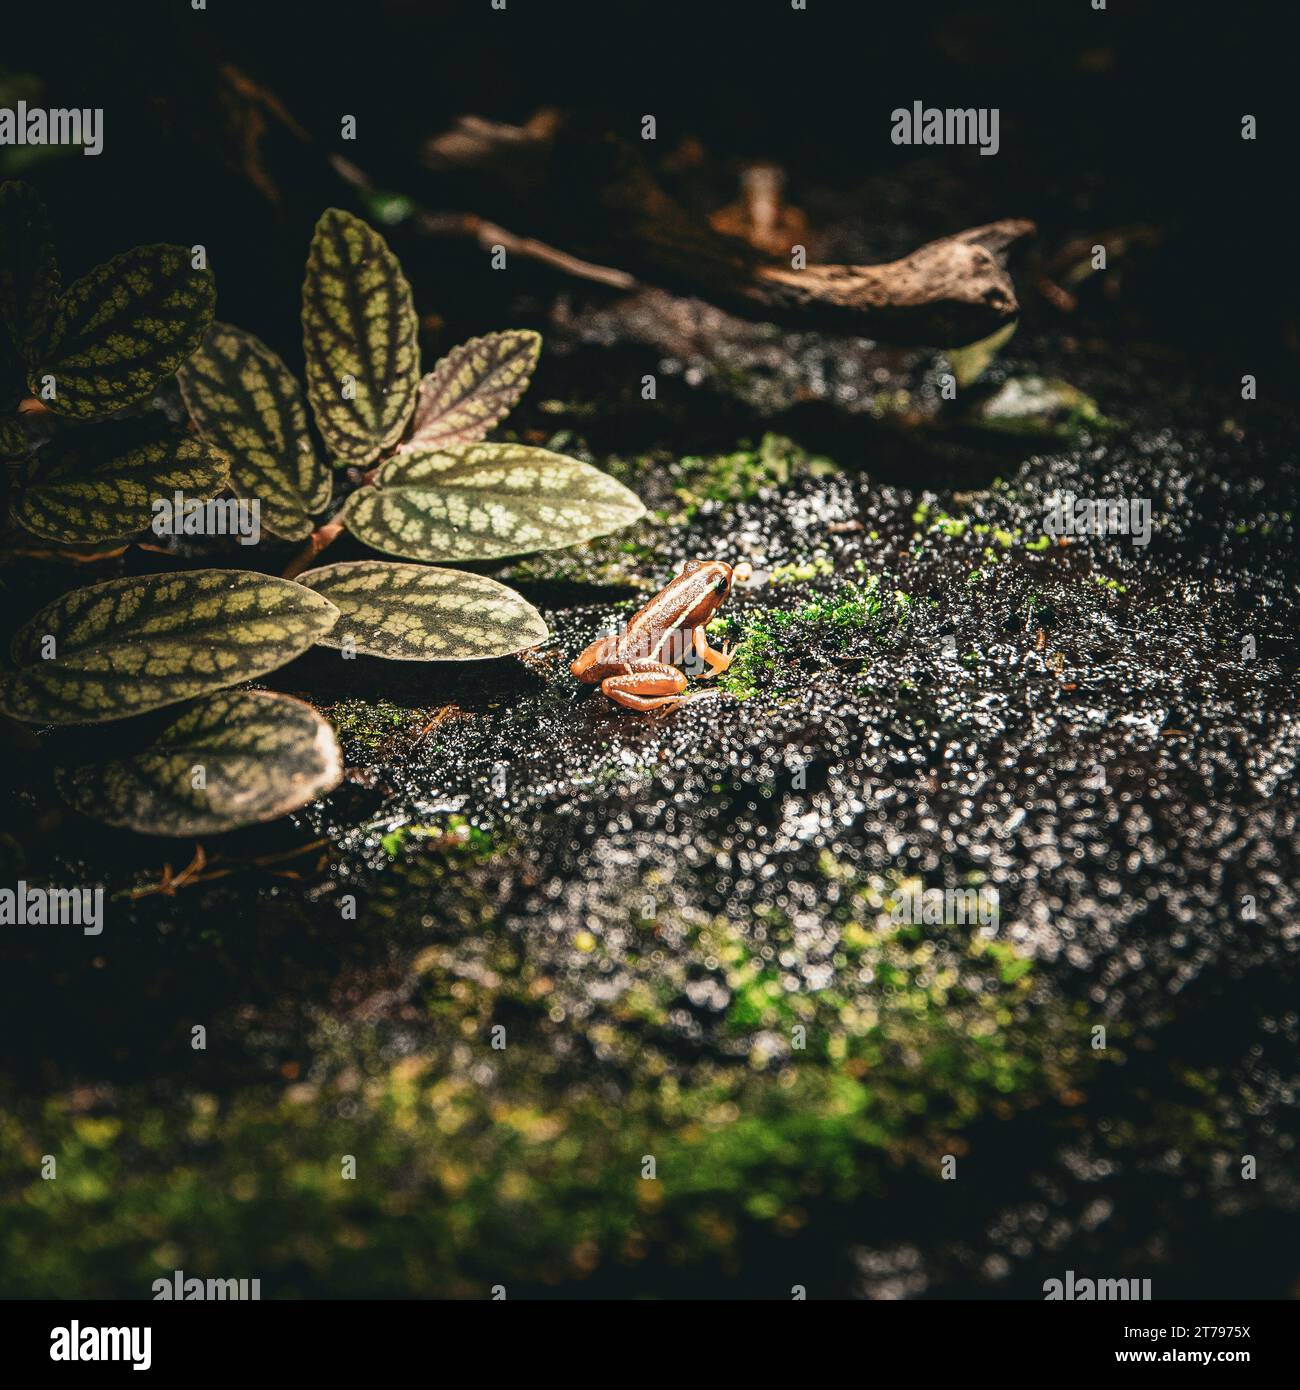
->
<box><xmin>3</xmin><ymin>851</ymin><xmax>1096</xmax><ymax>1296</ymax></box>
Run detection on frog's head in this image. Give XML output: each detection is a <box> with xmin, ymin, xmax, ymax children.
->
<box><xmin>681</xmin><ymin>558</ymin><xmax>753</xmax><ymax>599</ymax></box>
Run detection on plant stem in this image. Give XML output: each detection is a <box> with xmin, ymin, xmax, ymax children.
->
<box><xmin>282</xmin><ymin>507</ymin><xmax>349</xmax><ymax>580</ymax></box>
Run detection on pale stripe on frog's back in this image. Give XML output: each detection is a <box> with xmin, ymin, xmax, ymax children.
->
<box><xmin>634</xmin><ymin>567</ymin><xmax>726</xmax><ymax>662</ymax></box>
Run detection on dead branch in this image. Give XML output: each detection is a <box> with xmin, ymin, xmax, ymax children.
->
<box><xmin>744</xmin><ymin>219</ymin><xmax>1036</xmax><ymax>344</ymax></box>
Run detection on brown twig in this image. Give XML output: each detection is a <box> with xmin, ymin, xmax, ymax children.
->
<box><xmin>5</xmin><ymin>543</ymin><xmax>130</xmax><ymax>565</ymax></box>
<box><xmin>423</xmin><ymin>211</ymin><xmax>639</xmax><ymax>291</ymax></box>
<box><xmin>328</xmin><ymin>154</ymin><xmax>638</xmax><ymax>292</ymax></box>
<box><xmin>125</xmin><ymin>838</ymin><xmax>331</xmax><ymax>900</ymax></box>
<box><xmin>413</xmin><ymin>704</ymin><xmax>461</xmax><ymax>743</ymax></box>
<box><xmin>125</xmin><ymin>843</ymin><xmax>206</xmax><ymax>900</ymax></box>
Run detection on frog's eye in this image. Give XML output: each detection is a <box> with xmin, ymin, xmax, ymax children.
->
<box><xmin>713</xmin><ymin>576</ymin><xmax>729</xmax><ymax>594</ymax></box>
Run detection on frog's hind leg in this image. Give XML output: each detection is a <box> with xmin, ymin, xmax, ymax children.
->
<box><xmin>692</xmin><ymin>625</ymin><xmax>734</xmax><ymax>678</ymax></box>
<box><xmin>600</xmin><ymin>662</ymin><xmax>688</xmax><ymax>712</ymax></box>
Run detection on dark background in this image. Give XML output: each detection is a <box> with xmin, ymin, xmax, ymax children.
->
<box><xmin>10</xmin><ymin>0</ymin><xmax>1294</xmax><ymax>370</ymax></box>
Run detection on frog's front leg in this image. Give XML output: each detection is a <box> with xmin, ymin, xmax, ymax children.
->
<box><xmin>691</xmin><ymin>624</ymin><xmax>734</xmax><ymax>678</ymax></box>
<box><xmin>600</xmin><ymin>660</ymin><xmax>688</xmax><ymax>712</ymax></box>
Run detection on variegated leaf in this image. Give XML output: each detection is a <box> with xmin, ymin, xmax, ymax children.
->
<box><xmin>56</xmin><ymin>690</ymin><xmax>343</xmax><ymax>835</ymax></box>
<box><xmin>301</xmin><ymin>208</ymin><xmax>419</xmax><ymax>465</ymax></box>
<box><xmin>0</xmin><ymin>180</ymin><xmax>60</xmax><ymax>361</ymax></box>
<box><xmin>404</xmin><ymin>329</ymin><xmax>540</xmax><ymax>451</ymax></box>
<box><xmin>342</xmin><ymin>443</ymin><xmax>646</xmax><ymax>562</ymax></box>
<box><xmin>12</xmin><ymin>425</ymin><xmax>231</xmax><ymax>544</ymax></box>
<box><xmin>298</xmin><ymin>560</ymin><xmax>547</xmax><ymax>660</ymax></box>
<box><xmin>177</xmin><ymin>322</ymin><xmax>331</xmax><ymax>540</ymax></box>
<box><xmin>29</xmin><ymin>243</ymin><xmax>215</xmax><ymax>418</ymax></box>
<box><xmin>1</xmin><ymin>570</ymin><xmax>340</xmax><ymax>725</ymax></box>
<box><xmin>0</xmin><ymin>414</ymin><xmax>30</xmax><ymax>464</ymax></box>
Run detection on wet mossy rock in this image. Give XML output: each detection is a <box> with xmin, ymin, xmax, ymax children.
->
<box><xmin>302</xmin><ymin>208</ymin><xmax>420</xmax><ymax>466</ymax></box>
<box><xmin>28</xmin><ymin>243</ymin><xmax>215</xmax><ymax>419</ymax></box>
<box><xmin>299</xmin><ymin>560</ymin><xmax>548</xmax><ymax>660</ymax></box>
<box><xmin>177</xmin><ymin>321</ymin><xmax>331</xmax><ymax>541</ymax></box>
<box><xmin>405</xmin><ymin>329</ymin><xmax>541</xmax><ymax>451</ymax></box>
<box><xmin>12</xmin><ymin>425</ymin><xmax>231</xmax><ymax>544</ymax></box>
<box><xmin>343</xmin><ymin>442</ymin><xmax>647</xmax><ymax>562</ymax></box>
<box><xmin>56</xmin><ymin>690</ymin><xmax>343</xmax><ymax>836</ymax></box>
<box><xmin>0</xmin><ymin>570</ymin><xmax>340</xmax><ymax>725</ymax></box>
<box><xmin>968</xmin><ymin>375</ymin><xmax>1109</xmax><ymax>438</ymax></box>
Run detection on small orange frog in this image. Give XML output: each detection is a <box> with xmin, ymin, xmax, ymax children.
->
<box><xmin>570</xmin><ymin>558</ymin><xmax>752</xmax><ymax>711</ymax></box>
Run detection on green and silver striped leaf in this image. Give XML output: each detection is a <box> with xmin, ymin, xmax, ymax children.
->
<box><xmin>177</xmin><ymin>321</ymin><xmax>331</xmax><ymax>540</ymax></box>
<box><xmin>301</xmin><ymin>208</ymin><xmax>419</xmax><ymax>466</ymax></box>
<box><xmin>342</xmin><ymin>443</ymin><xmax>646</xmax><ymax>562</ymax></box>
<box><xmin>298</xmin><ymin>560</ymin><xmax>548</xmax><ymax>660</ymax></box>
<box><xmin>12</xmin><ymin>425</ymin><xmax>231</xmax><ymax>544</ymax></box>
<box><xmin>29</xmin><ymin>243</ymin><xmax>215</xmax><ymax>419</ymax></box>
<box><xmin>0</xmin><ymin>180</ymin><xmax>60</xmax><ymax>362</ymax></box>
<box><xmin>404</xmin><ymin>330</ymin><xmax>540</xmax><ymax>451</ymax></box>
<box><xmin>0</xmin><ymin>570</ymin><xmax>340</xmax><ymax>725</ymax></box>
<box><xmin>56</xmin><ymin>690</ymin><xmax>343</xmax><ymax>835</ymax></box>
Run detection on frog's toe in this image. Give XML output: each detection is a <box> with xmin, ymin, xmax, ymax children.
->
<box><xmin>699</xmin><ymin>646</ymin><xmax>734</xmax><ymax>679</ymax></box>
